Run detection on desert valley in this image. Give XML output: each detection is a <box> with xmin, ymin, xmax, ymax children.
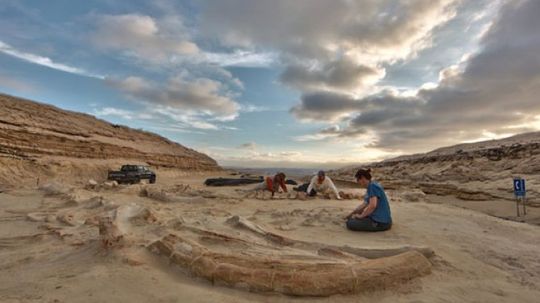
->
<box><xmin>1</xmin><ymin>94</ymin><xmax>539</xmax><ymax>303</ymax></box>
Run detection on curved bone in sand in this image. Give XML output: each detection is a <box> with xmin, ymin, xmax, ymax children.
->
<box><xmin>148</xmin><ymin>233</ymin><xmax>432</xmax><ymax>296</ymax></box>
<box><xmin>226</xmin><ymin>215</ymin><xmax>434</xmax><ymax>259</ymax></box>
<box><xmin>148</xmin><ymin>216</ymin><xmax>434</xmax><ymax>296</ymax></box>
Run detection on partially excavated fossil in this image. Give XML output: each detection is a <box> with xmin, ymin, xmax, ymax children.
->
<box><xmin>148</xmin><ymin>215</ymin><xmax>433</xmax><ymax>296</ymax></box>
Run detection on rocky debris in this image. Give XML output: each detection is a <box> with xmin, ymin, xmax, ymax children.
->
<box><xmin>400</xmin><ymin>190</ymin><xmax>427</xmax><ymax>202</ymax></box>
<box><xmin>39</xmin><ymin>182</ymin><xmax>72</xmax><ymax>196</ymax></box>
<box><xmin>140</xmin><ymin>187</ymin><xmax>177</xmax><ymax>202</ymax></box>
<box><xmin>139</xmin><ymin>185</ymin><xmax>207</xmax><ymax>203</ymax></box>
<box><xmin>102</xmin><ymin>181</ymin><xmax>118</xmax><ymax>189</ymax></box>
<box><xmin>85</xmin><ymin>179</ymin><xmax>98</xmax><ymax>190</ymax></box>
<box><xmin>82</xmin><ymin>196</ymin><xmax>106</xmax><ymax>209</ymax></box>
<box><xmin>98</xmin><ymin>205</ymin><xmax>151</xmax><ymax>249</ymax></box>
<box><xmin>243</xmin><ymin>190</ymin><xmax>349</xmax><ymax>201</ymax></box>
<box><xmin>128</xmin><ymin>207</ymin><xmax>158</xmax><ymax>226</ymax></box>
<box><xmin>418</xmin><ymin>183</ymin><xmax>500</xmax><ymax>201</ymax></box>
<box><xmin>26</xmin><ymin>212</ymin><xmax>54</xmax><ymax>222</ymax></box>
<box><xmin>57</xmin><ymin>212</ymin><xmax>83</xmax><ymax>227</ymax></box>
<box><xmin>99</xmin><ymin>215</ymin><xmax>124</xmax><ymax>249</ymax></box>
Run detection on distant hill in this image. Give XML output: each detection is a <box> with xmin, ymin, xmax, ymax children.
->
<box><xmin>0</xmin><ymin>93</ymin><xmax>220</xmax><ymax>186</ymax></box>
<box><xmin>332</xmin><ymin>131</ymin><xmax>540</xmax><ymax>204</ymax></box>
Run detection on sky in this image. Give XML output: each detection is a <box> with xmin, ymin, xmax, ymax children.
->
<box><xmin>1</xmin><ymin>0</ymin><xmax>540</xmax><ymax>169</ymax></box>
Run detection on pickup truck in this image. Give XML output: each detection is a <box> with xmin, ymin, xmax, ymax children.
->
<box><xmin>107</xmin><ymin>165</ymin><xmax>156</xmax><ymax>184</ymax></box>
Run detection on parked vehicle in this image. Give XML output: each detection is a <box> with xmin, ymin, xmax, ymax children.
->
<box><xmin>107</xmin><ymin>165</ymin><xmax>156</xmax><ymax>184</ymax></box>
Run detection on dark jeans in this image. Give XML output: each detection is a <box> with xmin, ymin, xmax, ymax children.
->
<box><xmin>346</xmin><ymin>217</ymin><xmax>392</xmax><ymax>232</ymax></box>
<box><xmin>294</xmin><ymin>183</ymin><xmax>317</xmax><ymax>196</ymax></box>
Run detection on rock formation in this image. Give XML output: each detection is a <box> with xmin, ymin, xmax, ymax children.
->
<box><xmin>332</xmin><ymin>132</ymin><xmax>540</xmax><ymax>204</ymax></box>
<box><xmin>0</xmin><ymin>93</ymin><xmax>220</xmax><ymax>186</ymax></box>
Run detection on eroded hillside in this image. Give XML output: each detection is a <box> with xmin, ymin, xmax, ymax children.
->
<box><xmin>0</xmin><ymin>93</ymin><xmax>220</xmax><ymax>187</ymax></box>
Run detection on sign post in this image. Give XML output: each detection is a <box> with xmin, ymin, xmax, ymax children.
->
<box><xmin>513</xmin><ymin>178</ymin><xmax>526</xmax><ymax>216</ymax></box>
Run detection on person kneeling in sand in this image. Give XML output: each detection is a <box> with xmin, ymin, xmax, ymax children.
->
<box><xmin>296</xmin><ymin>170</ymin><xmax>342</xmax><ymax>200</ymax></box>
<box><xmin>251</xmin><ymin>172</ymin><xmax>288</xmax><ymax>197</ymax></box>
<box><xmin>344</xmin><ymin>168</ymin><xmax>392</xmax><ymax>232</ymax></box>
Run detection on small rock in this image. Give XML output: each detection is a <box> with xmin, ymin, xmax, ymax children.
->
<box><xmin>85</xmin><ymin>179</ymin><xmax>99</xmax><ymax>190</ymax></box>
<box><xmin>27</xmin><ymin>212</ymin><xmax>46</xmax><ymax>222</ymax></box>
<box><xmin>124</xmin><ymin>257</ymin><xmax>145</xmax><ymax>266</ymax></box>
<box><xmin>102</xmin><ymin>181</ymin><xmax>118</xmax><ymax>189</ymax></box>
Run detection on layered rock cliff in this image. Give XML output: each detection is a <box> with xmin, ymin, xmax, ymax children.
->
<box><xmin>0</xmin><ymin>93</ymin><xmax>220</xmax><ymax>186</ymax></box>
<box><xmin>332</xmin><ymin>132</ymin><xmax>540</xmax><ymax>204</ymax></box>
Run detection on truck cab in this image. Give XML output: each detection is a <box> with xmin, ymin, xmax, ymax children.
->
<box><xmin>108</xmin><ymin>165</ymin><xmax>156</xmax><ymax>184</ymax></box>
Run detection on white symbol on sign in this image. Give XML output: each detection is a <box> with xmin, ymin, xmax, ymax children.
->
<box><xmin>515</xmin><ymin>180</ymin><xmax>522</xmax><ymax>191</ymax></box>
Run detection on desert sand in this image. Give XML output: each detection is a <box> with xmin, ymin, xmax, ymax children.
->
<box><xmin>1</xmin><ymin>169</ymin><xmax>539</xmax><ymax>303</ymax></box>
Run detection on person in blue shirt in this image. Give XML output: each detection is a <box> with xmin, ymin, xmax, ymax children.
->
<box><xmin>345</xmin><ymin>168</ymin><xmax>392</xmax><ymax>232</ymax></box>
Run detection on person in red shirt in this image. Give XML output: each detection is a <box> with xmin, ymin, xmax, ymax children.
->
<box><xmin>252</xmin><ymin>172</ymin><xmax>288</xmax><ymax>196</ymax></box>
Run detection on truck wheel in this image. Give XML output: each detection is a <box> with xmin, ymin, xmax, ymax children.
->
<box><xmin>149</xmin><ymin>177</ymin><xmax>156</xmax><ymax>184</ymax></box>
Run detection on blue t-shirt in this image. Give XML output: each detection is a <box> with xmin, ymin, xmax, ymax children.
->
<box><xmin>363</xmin><ymin>181</ymin><xmax>392</xmax><ymax>224</ymax></box>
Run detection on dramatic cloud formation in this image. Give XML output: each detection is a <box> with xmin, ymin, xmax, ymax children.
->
<box><xmin>200</xmin><ymin>0</ymin><xmax>459</xmax><ymax>96</ymax></box>
<box><xmin>280</xmin><ymin>58</ymin><xmax>385</xmax><ymax>94</ymax></box>
<box><xmin>295</xmin><ymin>0</ymin><xmax>540</xmax><ymax>152</ymax></box>
<box><xmin>92</xmin><ymin>14</ymin><xmax>198</xmax><ymax>62</ymax></box>
<box><xmin>108</xmin><ymin>75</ymin><xmax>240</xmax><ymax>121</ymax></box>
<box><xmin>200</xmin><ymin>0</ymin><xmax>456</xmax><ymax>59</ymax></box>
<box><xmin>91</xmin><ymin>12</ymin><xmax>247</xmax><ymax>129</ymax></box>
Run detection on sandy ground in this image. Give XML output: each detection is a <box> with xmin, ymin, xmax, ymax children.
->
<box><xmin>1</xmin><ymin>171</ymin><xmax>539</xmax><ymax>302</ymax></box>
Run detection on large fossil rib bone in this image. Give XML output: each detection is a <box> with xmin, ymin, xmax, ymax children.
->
<box><xmin>148</xmin><ymin>233</ymin><xmax>432</xmax><ymax>296</ymax></box>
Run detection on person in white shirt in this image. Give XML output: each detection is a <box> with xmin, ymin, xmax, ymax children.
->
<box><xmin>305</xmin><ymin>170</ymin><xmax>342</xmax><ymax>200</ymax></box>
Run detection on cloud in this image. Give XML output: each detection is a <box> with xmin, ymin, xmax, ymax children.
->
<box><xmin>0</xmin><ymin>40</ymin><xmax>103</xmax><ymax>78</ymax></box>
<box><xmin>108</xmin><ymin>75</ymin><xmax>240</xmax><ymax>120</ymax></box>
<box><xmin>92</xmin><ymin>14</ymin><xmax>198</xmax><ymax>62</ymax></box>
<box><xmin>239</xmin><ymin>104</ymin><xmax>268</xmax><ymax>113</ymax></box>
<box><xmin>280</xmin><ymin>58</ymin><xmax>385</xmax><ymax>94</ymax></box>
<box><xmin>297</xmin><ymin>0</ymin><xmax>540</xmax><ymax>152</ymax></box>
<box><xmin>290</xmin><ymin>91</ymin><xmax>367</xmax><ymax>122</ymax></box>
<box><xmin>92</xmin><ymin>107</ymin><xmax>154</xmax><ymax>120</ymax></box>
<box><xmin>92</xmin><ymin>104</ymin><xmax>228</xmax><ymax>131</ymax></box>
<box><xmin>200</xmin><ymin>0</ymin><xmax>457</xmax><ymax>60</ymax></box>
<box><xmin>238</xmin><ymin>142</ymin><xmax>257</xmax><ymax>150</ymax></box>
<box><xmin>93</xmin><ymin>107</ymin><xmax>137</xmax><ymax>120</ymax></box>
<box><xmin>91</xmin><ymin>13</ymin><xmax>277</xmax><ymax>71</ymax></box>
<box><xmin>199</xmin><ymin>0</ymin><xmax>460</xmax><ymax>97</ymax></box>
<box><xmin>200</xmin><ymin>50</ymin><xmax>277</xmax><ymax>68</ymax></box>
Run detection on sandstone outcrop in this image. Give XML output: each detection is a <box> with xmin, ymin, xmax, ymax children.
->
<box><xmin>0</xmin><ymin>93</ymin><xmax>220</xmax><ymax>186</ymax></box>
<box><xmin>332</xmin><ymin>132</ymin><xmax>540</xmax><ymax>203</ymax></box>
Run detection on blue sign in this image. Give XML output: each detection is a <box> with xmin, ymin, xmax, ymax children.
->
<box><xmin>514</xmin><ymin>178</ymin><xmax>526</xmax><ymax>197</ymax></box>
